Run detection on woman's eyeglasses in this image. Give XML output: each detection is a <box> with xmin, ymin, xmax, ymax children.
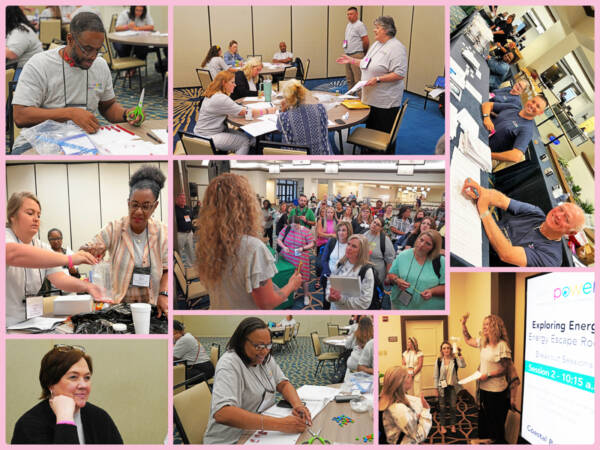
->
<box><xmin>54</xmin><ymin>344</ymin><xmax>86</xmax><ymax>352</ymax></box>
<box><xmin>128</xmin><ymin>201</ymin><xmax>157</xmax><ymax>212</ymax></box>
<box><xmin>246</xmin><ymin>338</ymin><xmax>272</xmax><ymax>351</ymax></box>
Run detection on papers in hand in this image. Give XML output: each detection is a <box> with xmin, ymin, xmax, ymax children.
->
<box><xmin>7</xmin><ymin>316</ymin><xmax>65</xmax><ymax>331</ymax></box>
<box><xmin>329</xmin><ymin>275</ymin><xmax>361</xmax><ymax>297</ymax></box>
<box><xmin>458</xmin><ymin>371</ymin><xmax>482</xmax><ymax>385</ymax></box>
<box><xmin>346</xmin><ymin>80</ymin><xmax>368</xmax><ymax>95</ymax></box>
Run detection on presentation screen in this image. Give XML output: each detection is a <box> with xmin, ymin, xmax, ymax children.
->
<box><xmin>522</xmin><ymin>272</ymin><xmax>595</xmax><ymax>444</ymax></box>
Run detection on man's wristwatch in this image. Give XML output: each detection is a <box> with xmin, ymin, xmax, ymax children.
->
<box><xmin>122</xmin><ymin>109</ymin><xmax>128</xmax><ymax>121</ymax></box>
<box><xmin>159</xmin><ymin>291</ymin><xmax>168</xmax><ymax>297</ymax></box>
<box><xmin>482</xmin><ymin>113</ymin><xmax>490</xmax><ymax>118</ymax></box>
<box><xmin>376</xmin><ymin>76</ymin><xmax>381</xmax><ymax>83</ymax></box>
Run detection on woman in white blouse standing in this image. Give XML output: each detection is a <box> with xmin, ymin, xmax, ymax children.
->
<box><xmin>325</xmin><ymin>234</ymin><xmax>374</xmax><ymax>310</ymax></box>
<box><xmin>402</xmin><ymin>336</ymin><xmax>424</xmax><ymax>395</ymax></box>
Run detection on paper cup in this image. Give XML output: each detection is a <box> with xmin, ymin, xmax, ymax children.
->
<box><xmin>130</xmin><ymin>303</ymin><xmax>151</xmax><ymax>334</ymax></box>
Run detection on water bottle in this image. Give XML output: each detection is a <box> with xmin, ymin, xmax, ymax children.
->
<box><xmin>89</xmin><ymin>261</ymin><xmax>112</xmax><ymax>302</ymax></box>
<box><xmin>264</xmin><ymin>79</ymin><xmax>272</xmax><ymax>102</ymax></box>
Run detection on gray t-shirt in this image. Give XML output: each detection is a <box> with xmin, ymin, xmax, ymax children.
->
<box><xmin>358</xmin><ymin>339</ymin><xmax>374</xmax><ymax>368</ymax></box>
<box><xmin>208</xmin><ymin>235</ymin><xmax>278</xmax><ymax>309</ymax></box>
<box><xmin>6</xmin><ymin>228</ymin><xmax>62</xmax><ymax>326</ymax></box>
<box><xmin>173</xmin><ymin>332</ymin><xmax>210</xmax><ymax>365</ymax></box>
<box><xmin>204</xmin><ymin>351</ymin><xmax>288</xmax><ymax>444</ymax></box>
<box><xmin>204</xmin><ymin>56</ymin><xmax>229</xmax><ymax>80</ymax></box>
<box><xmin>361</xmin><ymin>38</ymin><xmax>407</xmax><ymax>108</ymax></box>
<box><xmin>116</xmin><ymin>9</ymin><xmax>154</xmax><ymax>28</ymax></box>
<box><xmin>6</xmin><ymin>26</ymin><xmax>43</xmax><ymax>68</ymax></box>
<box><xmin>12</xmin><ymin>47</ymin><xmax>115</xmax><ymax>149</ymax></box>
<box><xmin>345</xmin><ymin>20</ymin><xmax>368</xmax><ymax>54</ymax></box>
<box><xmin>363</xmin><ymin>231</ymin><xmax>395</xmax><ymax>283</ymax></box>
<box><xmin>128</xmin><ymin>228</ymin><xmax>148</xmax><ymax>268</ymax></box>
<box><xmin>193</xmin><ymin>92</ymin><xmax>244</xmax><ymax>137</ymax></box>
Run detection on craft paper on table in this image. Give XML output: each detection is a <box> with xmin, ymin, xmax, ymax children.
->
<box><xmin>244</xmin><ymin>430</ymin><xmax>300</xmax><ymax>445</ymax></box>
<box><xmin>88</xmin><ymin>126</ymin><xmax>138</xmax><ymax>152</ymax></box>
<box><xmin>241</xmin><ymin>120</ymin><xmax>278</xmax><ymax>137</ymax></box>
<box><xmin>465</xmin><ymin>81</ymin><xmax>483</xmax><ymax>104</ymax></box>
<box><xmin>151</xmin><ymin>129</ymin><xmax>168</xmax><ymax>143</ymax></box>
<box><xmin>329</xmin><ymin>275</ymin><xmax>361</xmax><ymax>296</ymax></box>
<box><xmin>458</xmin><ymin>371</ymin><xmax>482</xmax><ymax>385</ymax></box>
<box><xmin>7</xmin><ymin>316</ymin><xmax>66</xmax><ymax>331</ymax></box>
<box><xmin>296</xmin><ymin>385</ymin><xmax>340</xmax><ymax>402</ymax></box>
<box><xmin>246</xmin><ymin>102</ymin><xmax>274</xmax><ymax>110</ymax></box>
<box><xmin>345</xmin><ymin>80</ymin><xmax>368</xmax><ymax>95</ymax></box>
<box><xmin>450</xmin><ymin>151</ymin><xmax>483</xmax><ymax>266</ymax></box>
<box><xmin>60</xmin><ymin>134</ymin><xmax>98</xmax><ymax>155</ymax></box>
<box><xmin>456</xmin><ymin>108</ymin><xmax>480</xmax><ymax>138</ymax></box>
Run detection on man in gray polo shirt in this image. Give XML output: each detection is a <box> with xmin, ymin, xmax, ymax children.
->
<box><xmin>344</xmin><ymin>7</ymin><xmax>369</xmax><ymax>92</ymax></box>
<box><xmin>11</xmin><ymin>12</ymin><xmax>143</xmax><ymax>154</ymax></box>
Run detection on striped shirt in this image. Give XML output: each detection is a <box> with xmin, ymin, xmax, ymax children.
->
<box><xmin>88</xmin><ymin>217</ymin><xmax>168</xmax><ymax>304</ymax></box>
<box><xmin>278</xmin><ymin>225</ymin><xmax>313</xmax><ymax>281</ymax></box>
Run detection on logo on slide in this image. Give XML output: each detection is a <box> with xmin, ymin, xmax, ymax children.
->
<box><xmin>553</xmin><ymin>281</ymin><xmax>595</xmax><ymax>300</ymax></box>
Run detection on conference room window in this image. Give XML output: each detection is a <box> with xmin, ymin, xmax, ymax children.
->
<box><xmin>6</xmin><ymin>5</ymin><xmax>169</xmax><ymax>155</ymax></box>
<box><xmin>449</xmin><ymin>6</ymin><xmax>594</xmax><ymax>268</ymax></box>
<box><xmin>276</xmin><ymin>179</ymin><xmax>298</xmax><ymax>203</ymax></box>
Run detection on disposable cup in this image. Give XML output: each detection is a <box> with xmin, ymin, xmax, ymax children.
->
<box><xmin>130</xmin><ymin>303</ymin><xmax>151</xmax><ymax>334</ymax></box>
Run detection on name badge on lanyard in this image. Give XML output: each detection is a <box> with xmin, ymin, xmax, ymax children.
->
<box><xmin>184</xmin><ymin>215</ymin><xmax>191</xmax><ymax>222</ymax></box>
<box><xmin>343</xmin><ymin>39</ymin><xmax>348</xmax><ymax>49</ymax></box>
<box><xmin>360</xmin><ymin>56</ymin><xmax>371</xmax><ymax>69</ymax></box>
<box><xmin>131</xmin><ymin>266</ymin><xmax>151</xmax><ymax>287</ymax></box>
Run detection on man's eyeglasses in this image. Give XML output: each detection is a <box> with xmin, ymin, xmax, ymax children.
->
<box><xmin>73</xmin><ymin>35</ymin><xmax>104</xmax><ymax>58</ymax></box>
<box><xmin>246</xmin><ymin>338</ymin><xmax>272</xmax><ymax>351</ymax></box>
<box><xmin>128</xmin><ymin>201</ymin><xmax>157</xmax><ymax>213</ymax></box>
<box><xmin>48</xmin><ymin>237</ymin><xmax>63</xmax><ymax>241</ymax></box>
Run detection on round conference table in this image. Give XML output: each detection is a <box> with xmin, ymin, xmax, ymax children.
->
<box><xmin>227</xmin><ymin>91</ymin><xmax>370</xmax><ymax>153</ymax></box>
<box><xmin>107</xmin><ymin>31</ymin><xmax>168</xmax><ymax>78</ymax></box>
<box><xmin>260</xmin><ymin>63</ymin><xmax>292</xmax><ymax>76</ymax></box>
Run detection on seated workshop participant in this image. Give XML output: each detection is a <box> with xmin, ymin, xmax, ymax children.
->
<box><xmin>387</xmin><ymin>230</ymin><xmax>445</xmax><ymax>310</ymax></box>
<box><xmin>462</xmin><ymin>178</ymin><xmax>585</xmax><ymax>267</ymax></box>
<box><xmin>80</xmin><ymin>166</ymin><xmax>168</xmax><ymax>316</ymax></box>
<box><xmin>346</xmin><ymin>316</ymin><xmax>373</xmax><ymax>372</ymax></box>
<box><xmin>490</xmin><ymin>78</ymin><xmax>528</xmax><ymax>108</ymax></box>
<box><xmin>277</xmin><ymin>80</ymin><xmax>333</xmax><ymax>155</ymax></box>
<box><xmin>193</xmin><ymin>71</ymin><xmax>275</xmax><ymax>155</ymax></box>
<box><xmin>491</xmin><ymin>13</ymin><xmax>515</xmax><ymax>46</ymax></box>
<box><xmin>201</xmin><ymin>45</ymin><xmax>236</xmax><ymax>80</ymax></box>
<box><xmin>356</xmin><ymin>338</ymin><xmax>374</xmax><ymax>374</ymax></box>
<box><xmin>481</xmin><ymin>94</ymin><xmax>548</xmax><ymax>163</ymax></box>
<box><xmin>114</xmin><ymin>7</ymin><xmax>155</xmax><ymax>61</ymax></box>
<box><xmin>231</xmin><ymin>58</ymin><xmax>261</xmax><ymax>101</ymax></box>
<box><xmin>326</xmin><ymin>234</ymin><xmax>375</xmax><ymax>310</ymax></box>
<box><xmin>5</xmin><ymin>6</ymin><xmax>42</xmax><ymax>80</ymax></box>
<box><xmin>277</xmin><ymin>315</ymin><xmax>297</xmax><ymax>333</ymax></box>
<box><xmin>379</xmin><ymin>366</ymin><xmax>432</xmax><ymax>445</ymax></box>
<box><xmin>11</xmin><ymin>12</ymin><xmax>143</xmax><ymax>154</ymax></box>
<box><xmin>487</xmin><ymin>50</ymin><xmax>518</xmax><ymax>91</ymax></box>
<box><xmin>288</xmin><ymin>194</ymin><xmax>316</xmax><ymax>228</ymax></box>
<box><xmin>272</xmin><ymin>41</ymin><xmax>293</xmax><ymax>64</ymax></box>
<box><xmin>196</xmin><ymin>173</ymin><xmax>302</xmax><ymax>309</ymax></box>
<box><xmin>5</xmin><ymin>192</ymin><xmax>103</xmax><ymax>327</ymax></box>
<box><xmin>320</xmin><ymin>221</ymin><xmax>353</xmax><ymax>310</ymax></box>
<box><xmin>46</xmin><ymin>228</ymin><xmax>81</xmax><ymax>278</ymax></box>
<box><xmin>173</xmin><ymin>320</ymin><xmax>214</xmax><ymax>385</ymax></box>
<box><xmin>336</xmin><ymin>16</ymin><xmax>407</xmax><ymax>136</ymax></box>
<box><xmin>204</xmin><ymin>317</ymin><xmax>311</xmax><ymax>444</ymax></box>
<box><xmin>223</xmin><ymin>40</ymin><xmax>244</xmax><ymax>68</ymax></box>
<box><xmin>12</xmin><ymin>345</ymin><xmax>123</xmax><ymax>444</ymax></box>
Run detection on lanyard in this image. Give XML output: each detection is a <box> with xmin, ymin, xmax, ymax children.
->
<box><xmin>11</xmin><ymin>229</ymin><xmax>43</xmax><ymax>301</ymax></box>
<box><xmin>62</xmin><ymin>51</ymin><xmax>89</xmax><ymax>109</ymax></box>
<box><xmin>366</xmin><ymin>39</ymin><xmax>391</xmax><ymax>62</ymax></box>
<box><xmin>402</xmin><ymin>251</ymin><xmax>426</xmax><ymax>294</ymax></box>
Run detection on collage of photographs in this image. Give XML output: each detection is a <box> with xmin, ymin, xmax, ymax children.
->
<box><xmin>1</xmin><ymin>3</ymin><xmax>596</xmax><ymax>447</ymax></box>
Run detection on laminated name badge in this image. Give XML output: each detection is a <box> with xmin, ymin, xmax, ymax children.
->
<box><xmin>26</xmin><ymin>296</ymin><xmax>44</xmax><ymax>320</ymax></box>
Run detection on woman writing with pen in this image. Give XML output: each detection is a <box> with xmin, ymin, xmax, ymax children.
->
<box><xmin>204</xmin><ymin>317</ymin><xmax>311</xmax><ymax>444</ymax></box>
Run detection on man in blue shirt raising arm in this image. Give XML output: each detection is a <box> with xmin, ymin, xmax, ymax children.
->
<box><xmin>462</xmin><ymin>178</ymin><xmax>585</xmax><ymax>267</ymax></box>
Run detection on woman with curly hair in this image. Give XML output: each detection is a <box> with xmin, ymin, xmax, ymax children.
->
<box><xmin>379</xmin><ymin>366</ymin><xmax>432</xmax><ymax>444</ymax></box>
<box><xmin>461</xmin><ymin>313</ymin><xmax>512</xmax><ymax>444</ymax></box>
<box><xmin>80</xmin><ymin>166</ymin><xmax>168</xmax><ymax>317</ymax></box>
<box><xmin>196</xmin><ymin>173</ymin><xmax>302</xmax><ymax>309</ymax></box>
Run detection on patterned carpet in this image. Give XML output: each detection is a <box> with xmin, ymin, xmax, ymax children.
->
<box><xmin>173</xmin><ymin>335</ymin><xmax>340</xmax><ymax>444</ymax></box>
<box><xmin>175</xmin><ymin>252</ymin><xmax>392</xmax><ymax>311</ymax></box>
<box><xmin>172</xmin><ymin>77</ymin><xmax>444</xmax><ymax>155</ymax></box>
<box><xmin>6</xmin><ymin>50</ymin><xmax>167</xmax><ymax>152</ymax></box>
<box><xmin>425</xmin><ymin>390</ymin><xmax>480</xmax><ymax>444</ymax></box>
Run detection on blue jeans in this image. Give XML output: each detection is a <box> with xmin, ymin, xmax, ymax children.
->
<box><xmin>439</xmin><ymin>385</ymin><xmax>458</xmax><ymax>426</ymax></box>
<box><xmin>487</xmin><ymin>59</ymin><xmax>511</xmax><ymax>90</ymax></box>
